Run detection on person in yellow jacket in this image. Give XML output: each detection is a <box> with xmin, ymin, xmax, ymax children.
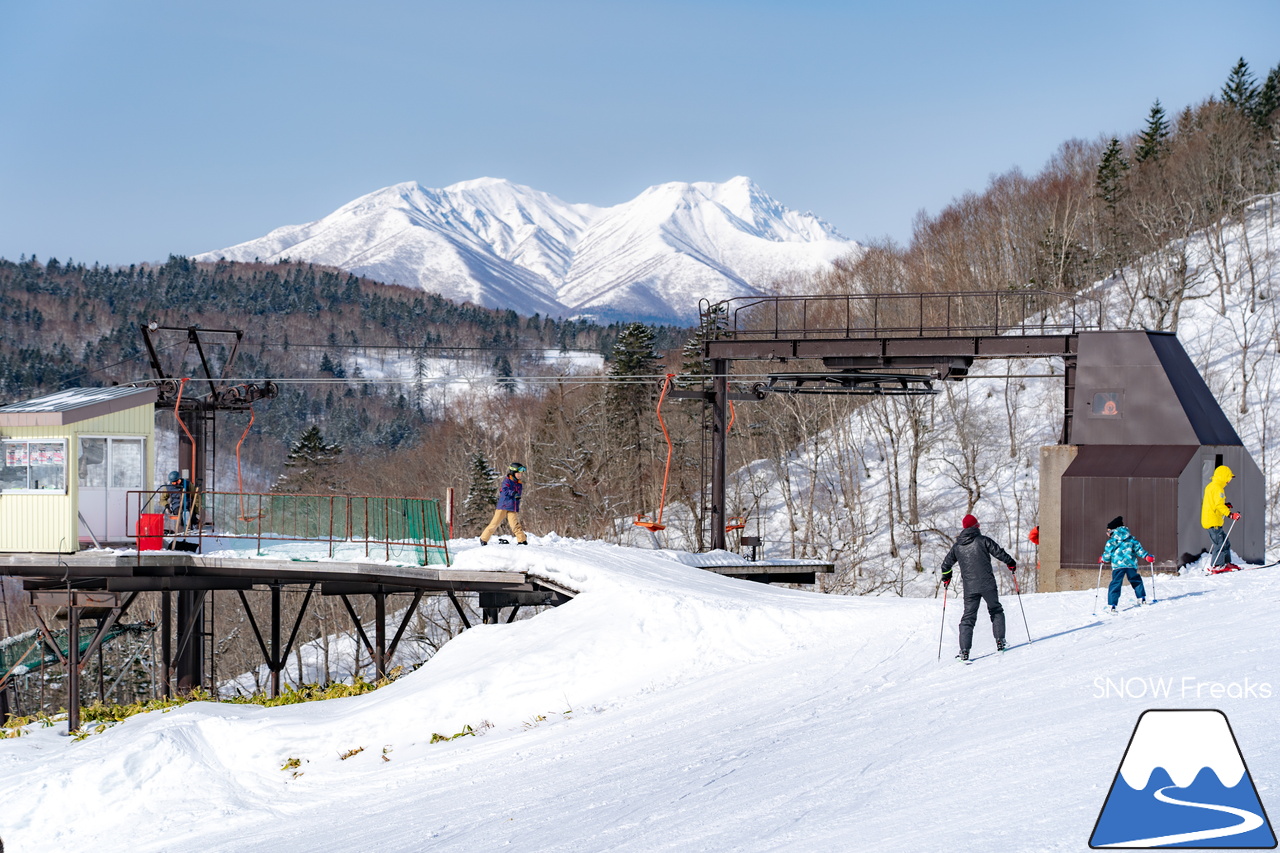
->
<box><xmin>1201</xmin><ymin>465</ymin><xmax>1241</xmax><ymax>570</ymax></box>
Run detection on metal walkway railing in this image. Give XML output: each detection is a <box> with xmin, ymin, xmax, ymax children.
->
<box><xmin>705</xmin><ymin>290</ymin><xmax>1103</xmax><ymax>340</ymax></box>
<box><xmin>129</xmin><ymin>491</ymin><xmax>450</xmax><ymax>566</ymax></box>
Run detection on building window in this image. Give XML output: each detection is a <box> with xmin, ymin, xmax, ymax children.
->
<box><xmin>1090</xmin><ymin>391</ymin><xmax>1123</xmax><ymax>418</ymax></box>
<box><xmin>78</xmin><ymin>437</ymin><xmax>144</xmax><ymax>490</ymax></box>
<box><xmin>1</xmin><ymin>439</ymin><xmax>68</xmax><ymax>493</ymax></box>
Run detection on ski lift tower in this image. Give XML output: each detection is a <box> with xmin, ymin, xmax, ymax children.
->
<box><xmin>140</xmin><ymin>323</ymin><xmax>278</xmax><ymax>495</ymax></box>
<box><xmin>139</xmin><ymin>323</ymin><xmax>277</xmax><ymax>691</ymax></box>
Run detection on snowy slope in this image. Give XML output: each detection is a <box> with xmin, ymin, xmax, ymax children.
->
<box><xmin>0</xmin><ymin>537</ymin><xmax>1276</xmax><ymax>852</ymax></box>
<box><xmin>195</xmin><ymin>177</ymin><xmax>859</xmax><ymax>324</ymax></box>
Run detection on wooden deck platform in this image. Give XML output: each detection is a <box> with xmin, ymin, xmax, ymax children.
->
<box><xmin>0</xmin><ymin>551</ymin><xmax>541</xmax><ymax>596</ymax></box>
<box><xmin>697</xmin><ymin>559</ymin><xmax>835</xmax><ymax>585</ymax></box>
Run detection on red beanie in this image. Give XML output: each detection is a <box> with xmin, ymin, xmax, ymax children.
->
<box><xmin>962</xmin><ymin>514</ymin><xmax>979</xmax><ymax>529</ymax></box>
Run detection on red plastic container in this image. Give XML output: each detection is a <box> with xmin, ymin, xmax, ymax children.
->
<box><xmin>138</xmin><ymin>512</ymin><xmax>164</xmax><ymax>551</ymax></box>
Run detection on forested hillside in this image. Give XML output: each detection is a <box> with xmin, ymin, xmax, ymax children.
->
<box><xmin>0</xmin><ymin>255</ymin><xmax>686</xmax><ymax>487</ymax></box>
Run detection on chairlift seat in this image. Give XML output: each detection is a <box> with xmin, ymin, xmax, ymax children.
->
<box><xmin>633</xmin><ymin>513</ymin><xmax>666</xmax><ymax>532</ymax></box>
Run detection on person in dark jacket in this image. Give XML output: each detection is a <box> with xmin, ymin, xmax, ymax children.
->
<box><xmin>162</xmin><ymin>470</ymin><xmax>193</xmax><ymax>531</ymax></box>
<box><xmin>480</xmin><ymin>463</ymin><xmax>528</xmax><ymax>545</ymax></box>
<box><xmin>940</xmin><ymin>514</ymin><xmax>1017</xmax><ymax>661</ymax></box>
<box><xmin>1100</xmin><ymin>515</ymin><xmax>1152</xmax><ymax>612</ymax></box>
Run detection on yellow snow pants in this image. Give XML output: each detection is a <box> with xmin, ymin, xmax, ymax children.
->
<box><xmin>480</xmin><ymin>509</ymin><xmax>525</xmax><ymax>544</ymax></box>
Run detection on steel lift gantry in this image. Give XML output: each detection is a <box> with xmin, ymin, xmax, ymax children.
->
<box><xmin>687</xmin><ymin>290</ymin><xmax>1102</xmax><ymax>551</ymax></box>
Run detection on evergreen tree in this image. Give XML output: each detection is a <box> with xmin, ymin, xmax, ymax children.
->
<box><xmin>1095</xmin><ymin>138</ymin><xmax>1131</xmax><ymax>276</ymax></box>
<box><xmin>462</xmin><ymin>452</ymin><xmax>499</xmax><ymax>528</ymax></box>
<box><xmin>676</xmin><ymin>302</ymin><xmax>726</xmax><ymax>388</ymax></box>
<box><xmin>606</xmin><ymin>322</ymin><xmax>663</xmax><ymax>425</ymax></box>
<box><xmin>273</xmin><ymin>425</ymin><xmax>344</xmax><ymax>493</ymax></box>
<box><xmin>413</xmin><ymin>347</ymin><xmax>427</xmax><ymax>409</ymax></box>
<box><xmin>1255</xmin><ymin>62</ymin><xmax>1280</xmax><ymax>127</ymax></box>
<box><xmin>1095</xmin><ymin>137</ymin><xmax>1130</xmax><ymax>210</ymax></box>
<box><xmin>493</xmin><ymin>353</ymin><xmax>515</xmax><ymax>395</ymax></box>
<box><xmin>608</xmin><ymin>322</ymin><xmax>662</xmax><ymax>379</ymax></box>
<box><xmin>1134</xmin><ymin>100</ymin><xmax>1170</xmax><ymax>163</ymax></box>
<box><xmin>605</xmin><ymin>323</ymin><xmax>665</xmax><ymax>513</ymax></box>
<box><xmin>1221</xmin><ymin>57</ymin><xmax>1259</xmax><ymax>115</ymax></box>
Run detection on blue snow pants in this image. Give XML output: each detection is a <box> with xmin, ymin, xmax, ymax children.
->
<box><xmin>1108</xmin><ymin>566</ymin><xmax>1146</xmax><ymax>607</ymax></box>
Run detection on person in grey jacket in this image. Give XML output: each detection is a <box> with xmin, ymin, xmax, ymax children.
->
<box><xmin>940</xmin><ymin>514</ymin><xmax>1017</xmax><ymax>661</ymax></box>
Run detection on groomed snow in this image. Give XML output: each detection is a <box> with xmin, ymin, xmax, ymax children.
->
<box><xmin>0</xmin><ymin>537</ymin><xmax>1276</xmax><ymax>852</ymax></box>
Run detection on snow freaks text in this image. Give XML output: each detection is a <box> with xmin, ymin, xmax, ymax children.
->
<box><xmin>1093</xmin><ymin>677</ymin><xmax>1273</xmax><ymax>700</ymax></box>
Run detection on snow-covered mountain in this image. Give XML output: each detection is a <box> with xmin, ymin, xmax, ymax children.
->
<box><xmin>195</xmin><ymin>177</ymin><xmax>860</xmax><ymax>324</ymax></box>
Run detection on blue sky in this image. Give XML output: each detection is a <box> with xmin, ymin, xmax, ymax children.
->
<box><xmin>2</xmin><ymin>0</ymin><xmax>1278</xmax><ymax>265</ymax></box>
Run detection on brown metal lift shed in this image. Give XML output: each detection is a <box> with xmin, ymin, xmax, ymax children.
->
<box><xmin>1041</xmin><ymin>330</ymin><xmax>1263</xmax><ymax>590</ymax></box>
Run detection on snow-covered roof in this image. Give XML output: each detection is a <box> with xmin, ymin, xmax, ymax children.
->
<box><xmin>0</xmin><ymin>385</ymin><xmax>157</xmax><ymax>427</ymax></box>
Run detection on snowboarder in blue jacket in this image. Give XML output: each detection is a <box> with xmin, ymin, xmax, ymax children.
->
<box><xmin>1100</xmin><ymin>516</ymin><xmax>1152</xmax><ymax>611</ymax></box>
<box><xmin>480</xmin><ymin>463</ymin><xmax>528</xmax><ymax>545</ymax></box>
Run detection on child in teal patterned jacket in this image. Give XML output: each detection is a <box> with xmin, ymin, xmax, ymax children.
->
<box><xmin>1100</xmin><ymin>515</ymin><xmax>1154</xmax><ymax>611</ymax></box>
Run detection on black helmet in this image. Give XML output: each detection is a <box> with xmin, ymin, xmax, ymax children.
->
<box><xmin>168</xmin><ymin>470</ymin><xmax>181</xmax><ymax>481</ymax></box>
<box><xmin>508</xmin><ymin>462</ymin><xmax>527</xmax><ymax>474</ymax></box>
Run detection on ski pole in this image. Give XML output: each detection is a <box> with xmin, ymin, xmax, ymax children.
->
<box><xmin>1011</xmin><ymin>570</ymin><xmax>1032</xmax><ymax>643</ymax></box>
<box><xmin>937</xmin><ymin>582</ymin><xmax>949</xmax><ymax>661</ymax></box>
<box><xmin>1147</xmin><ymin>555</ymin><xmax>1157</xmax><ymax>604</ymax></box>
<box><xmin>1092</xmin><ymin>560</ymin><xmax>1107</xmax><ymax>615</ymax></box>
<box><xmin>1209</xmin><ymin>515</ymin><xmax>1237</xmax><ymax>569</ymax></box>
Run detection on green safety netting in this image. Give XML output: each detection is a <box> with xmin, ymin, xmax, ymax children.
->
<box><xmin>206</xmin><ymin>494</ymin><xmax>450</xmax><ymax>566</ymax></box>
<box><xmin>0</xmin><ymin>624</ymin><xmax>153</xmax><ymax>679</ymax></box>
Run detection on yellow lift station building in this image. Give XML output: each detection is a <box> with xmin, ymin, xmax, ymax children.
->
<box><xmin>0</xmin><ymin>386</ymin><xmax>157</xmax><ymax>553</ymax></box>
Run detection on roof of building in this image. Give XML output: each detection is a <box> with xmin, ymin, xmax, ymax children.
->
<box><xmin>1061</xmin><ymin>444</ymin><xmax>1200</xmax><ymax>478</ymax></box>
<box><xmin>0</xmin><ymin>386</ymin><xmax>157</xmax><ymax>427</ymax></box>
<box><xmin>1071</xmin><ymin>331</ymin><xmax>1243</xmax><ymax>447</ymax></box>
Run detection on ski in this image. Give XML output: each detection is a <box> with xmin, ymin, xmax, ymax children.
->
<box><xmin>956</xmin><ymin>643</ymin><xmax>1020</xmax><ymax>663</ymax></box>
<box><xmin>1104</xmin><ymin>602</ymin><xmax>1149</xmax><ymax>614</ymax></box>
<box><xmin>1210</xmin><ymin>560</ymin><xmax>1278</xmax><ymax>574</ymax></box>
